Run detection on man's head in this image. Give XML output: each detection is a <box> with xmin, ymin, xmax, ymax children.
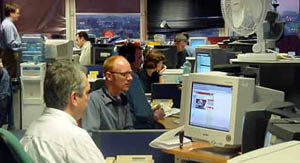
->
<box><xmin>44</xmin><ymin>61</ymin><xmax>91</xmax><ymax>120</ymax></box>
<box><xmin>4</xmin><ymin>2</ymin><xmax>20</xmax><ymax>21</ymax></box>
<box><xmin>103</xmin><ymin>56</ymin><xmax>133</xmax><ymax>96</ymax></box>
<box><xmin>174</xmin><ymin>33</ymin><xmax>188</xmax><ymax>52</ymax></box>
<box><xmin>118</xmin><ymin>42</ymin><xmax>143</xmax><ymax>71</ymax></box>
<box><xmin>75</xmin><ymin>31</ymin><xmax>89</xmax><ymax>48</ymax></box>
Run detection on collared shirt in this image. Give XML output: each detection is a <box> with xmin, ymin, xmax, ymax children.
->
<box><xmin>79</xmin><ymin>41</ymin><xmax>91</xmax><ymax>65</ymax></box>
<box><xmin>0</xmin><ymin>17</ymin><xmax>21</xmax><ymax>51</ymax></box>
<box><xmin>126</xmin><ymin>73</ymin><xmax>154</xmax><ymax>129</ymax></box>
<box><xmin>20</xmin><ymin>107</ymin><xmax>105</xmax><ymax>163</ymax></box>
<box><xmin>185</xmin><ymin>45</ymin><xmax>196</xmax><ymax>57</ymax></box>
<box><xmin>82</xmin><ymin>86</ymin><xmax>134</xmax><ymax>133</ymax></box>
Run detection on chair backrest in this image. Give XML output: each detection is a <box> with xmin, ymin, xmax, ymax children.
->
<box><xmin>0</xmin><ymin>128</ymin><xmax>34</xmax><ymax>163</ymax></box>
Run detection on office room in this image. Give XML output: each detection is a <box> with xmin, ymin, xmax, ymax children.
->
<box><xmin>0</xmin><ymin>0</ymin><xmax>300</xmax><ymax>162</ymax></box>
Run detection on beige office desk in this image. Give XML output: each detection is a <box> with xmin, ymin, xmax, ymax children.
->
<box><xmin>162</xmin><ymin>141</ymin><xmax>237</xmax><ymax>163</ymax></box>
<box><xmin>158</xmin><ymin>116</ymin><xmax>181</xmax><ymax>129</ymax></box>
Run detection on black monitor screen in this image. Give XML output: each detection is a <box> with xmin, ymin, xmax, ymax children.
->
<box><xmin>153</xmin><ymin>45</ymin><xmax>177</xmax><ymax>69</ymax></box>
<box><xmin>196</xmin><ymin>52</ymin><xmax>210</xmax><ymax>73</ymax></box>
<box><xmin>92</xmin><ymin>44</ymin><xmax>113</xmax><ymax>65</ymax></box>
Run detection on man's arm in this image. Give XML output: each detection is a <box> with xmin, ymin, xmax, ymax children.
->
<box><xmin>125</xmin><ymin>104</ymin><xmax>134</xmax><ymax>129</ymax></box>
<box><xmin>3</xmin><ymin>25</ymin><xmax>21</xmax><ymax>49</ymax></box>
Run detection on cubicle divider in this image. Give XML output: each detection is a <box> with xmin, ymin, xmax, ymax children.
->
<box><xmin>92</xmin><ymin>129</ymin><xmax>174</xmax><ymax>163</ymax></box>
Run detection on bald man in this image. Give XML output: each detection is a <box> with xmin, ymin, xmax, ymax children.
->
<box><xmin>82</xmin><ymin>56</ymin><xmax>134</xmax><ymax>133</ymax></box>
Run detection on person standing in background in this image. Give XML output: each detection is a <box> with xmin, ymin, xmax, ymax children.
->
<box><xmin>75</xmin><ymin>31</ymin><xmax>92</xmax><ymax>65</ymax></box>
<box><xmin>0</xmin><ymin>2</ymin><xmax>21</xmax><ymax>78</ymax></box>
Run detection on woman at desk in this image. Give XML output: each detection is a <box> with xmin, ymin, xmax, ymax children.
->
<box><xmin>137</xmin><ymin>50</ymin><xmax>166</xmax><ymax>93</ymax></box>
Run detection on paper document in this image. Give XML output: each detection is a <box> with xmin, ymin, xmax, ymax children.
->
<box><xmin>149</xmin><ymin>126</ymin><xmax>191</xmax><ymax>150</ymax></box>
<box><xmin>163</xmin><ymin>107</ymin><xmax>180</xmax><ymax>118</ymax></box>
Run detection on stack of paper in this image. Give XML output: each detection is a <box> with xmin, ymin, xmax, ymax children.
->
<box><xmin>149</xmin><ymin>126</ymin><xmax>191</xmax><ymax>150</ymax></box>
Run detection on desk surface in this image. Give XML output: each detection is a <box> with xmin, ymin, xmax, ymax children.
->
<box><xmin>163</xmin><ymin>141</ymin><xmax>235</xmax><ymax>163</ymax></box>
<box><xmin>230</xmin><ymin>58</ymin><xmax>300</xmax><ymax>64</ymax></box>
<box><xmin>158</xmin><ymin>116</ymin><xmax>181</xmax><ymax>129</ymax></box>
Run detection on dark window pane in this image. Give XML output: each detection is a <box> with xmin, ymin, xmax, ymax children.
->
<box><xmin>76</xmin><ymin>0</ymin><xmax>139</xmax><ymax>13</ymax></box>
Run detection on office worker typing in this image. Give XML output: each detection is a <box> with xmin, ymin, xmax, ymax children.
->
<box><xmin>82</xmin><ymin>56</ymin><xmax>134</xmax><ymax>132</ymax></box>
<box><xmin>21</xmin><ymin>61</ymin><xmax>105</xmax><ymax>163</ymax></box>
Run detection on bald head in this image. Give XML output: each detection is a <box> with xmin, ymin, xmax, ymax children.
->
<box><xmin>103</xmin><ymin>56</ymin><xmax>133</xmax><ymax>96</ymax></box>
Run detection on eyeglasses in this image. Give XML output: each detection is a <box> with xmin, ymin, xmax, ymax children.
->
<box><xmin>110</xmin><ymin>71</ymin><xmax>133</xmax><ymax>78</ymax></box>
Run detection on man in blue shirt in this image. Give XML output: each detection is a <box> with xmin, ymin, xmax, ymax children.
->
<box><xmin>0</xmin><ymin>2</ymin><xmax>21</xmax><ymax>78</ymax></box>
<box><xmin>119</xmin><ymin>43</ymin><xmax>165</xmax><ymax>129</ymax></box>
<box><xmin>82</xmin><ymin>56</ymin><xmax>134</xmax><ymax>132</ymax></box>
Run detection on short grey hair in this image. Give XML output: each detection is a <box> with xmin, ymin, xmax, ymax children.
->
<box><xmin>44</xmin><ymin>61</ymin><xmax>87</xmax><ymax>110</ymax></box>
<box><xmin>174</xmin><ymin>33</ymin><xmax>188</xmax><ymax>43</ymax></box>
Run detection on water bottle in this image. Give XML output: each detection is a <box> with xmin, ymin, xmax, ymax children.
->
<box><xmin>183</xmin><ymin>60</ymin><xmax>191</xmax><ymax>74</ymax></box>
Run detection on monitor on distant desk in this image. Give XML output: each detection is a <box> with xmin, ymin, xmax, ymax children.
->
<box><xmin>91</xmin><ymin>44</ymin><xmax>113</xmax><ymax>65</ymax></box>
<box><xmin>151</xmin><ymin>83</ymin><xmax>182</xmax><ymax>108</ymax></box>
<box><xmin>195</xmin><ymin>48</ymin><xmax>237</xmax><ymax>73</ymax></box>
<box><xmin>189</xmin><ymin>37</ymin><xmax>207</xmax><ymax>49</ymax></box>
<box><xmin>153</xmin><ymin>45</ymin><xmax>177</xmax><ymax>69</ymax></box>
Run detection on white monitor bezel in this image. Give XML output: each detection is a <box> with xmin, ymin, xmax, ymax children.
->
<box><xmin>189</xmin><ymin>37</ymin><xmax>208</xmax><ymax>49</ymax></box>
<box><xmin>183</xmin><ymin>73</ymin><xmax>255</xmax><ymax>147</ymax></box>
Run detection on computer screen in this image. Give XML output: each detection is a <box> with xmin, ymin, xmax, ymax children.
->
<box><xmin>196</xmin><ymin>52</ymin><xmax>211</xmax><ymax>73</ymax></box>
<box><xmin>153</xmin><ymin>45</ymin><xmax>177</xmax><ymax>69</ymax></box>
<box><xmin>183</xmin><ymin>73</ymin><xmax>255</xmax><ymax>147</ymax></box>
<box><xmin>189</xmin><ymin>82</ymin><xmax>232</xmax><ymax>132</ymax></box>
<box><xmin>91</xmin><ymin>44</ymin><xmax>114</xmax><ymax>65</ymax></box>
<box><xmin>189</xmin><ymin>37</ymin><xmax>207</xmax><ymax>49</ymax></box>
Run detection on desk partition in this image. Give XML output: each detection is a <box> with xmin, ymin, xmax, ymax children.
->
<box><xmin>92</xmin><ymin>130</ymin><xmax>173</xmax><ymax>163</ymax></box>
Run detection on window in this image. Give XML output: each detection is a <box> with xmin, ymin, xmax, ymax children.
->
<box><xmin>75</xmin><ymin>0</ymin><xmax>140</xmax><ymax>39</ymax></box>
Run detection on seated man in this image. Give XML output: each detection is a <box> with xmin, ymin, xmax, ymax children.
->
<box><xmin>21</xmin><ymin>61</ymin><xmax>105</xmax><ymax>163</ymax></box>
<box><xmin>75</xmin><ymin>31</ymin><xmax>92</xmax><ymax>65</ymax></box>
<box><xmin>119</xmin><ymin>43</ymin><xmax>165</xmax><ymax>129</ymax></box>
<box><xmin>82</xmin><ymin>56</ymin><xmax>134</xmax><ymax>132</ymax></box>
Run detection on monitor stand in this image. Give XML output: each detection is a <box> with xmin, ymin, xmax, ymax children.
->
<box><xmin>192</xmin><ymin>146</ymin><xmax>240</xmax><ymax>158</ymax></box>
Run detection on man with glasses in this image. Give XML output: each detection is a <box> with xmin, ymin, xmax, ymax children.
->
<box><xmin>82</xmin><ymin>56</ymin><xmax>134</xmax><ymax>133</ymax></box>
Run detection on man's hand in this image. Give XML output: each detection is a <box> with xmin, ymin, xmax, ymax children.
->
<box><xmin>152</xmin><ymin>106</ymin><xmax>165</xmax><ymax>121</ymax></box>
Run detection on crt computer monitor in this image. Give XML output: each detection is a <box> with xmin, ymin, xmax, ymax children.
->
<box><xmin>183</xmin><ymin>73</ymin><xmax>255</xmax><ymax>147</ymax></box>
<box><xmin>189</xmin><ymin>37</ymin><xmax>207</xmax><ymax>49</ymax></box>
<box><xmin>153</xmin><ymin>45</ymin><xmax>178</xmax><ymax>69</ymax></box>
<box><xmin>91</xmin><ymin>44</ymin><xmax>114</xmax><ymax>65</ymax></box>
<box><xmin>195</xmin><ymin>48</ymin><xmax>237</xmax><ymax>73</ymax></box>
<box><xmin>45</xmin><ymin>39</ymin><xmax>73</xmax><ymax>61</ymax></box>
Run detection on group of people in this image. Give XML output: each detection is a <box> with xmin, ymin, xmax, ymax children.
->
<box><xmin>21</xmin><ymin>45</ymin><xmax>168</xmax><ymax>162</ymax></box>
<box><xmin>0</xmin><ymin>2</ymin><xmax>195</xmax><ymax>162</ymax></box>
